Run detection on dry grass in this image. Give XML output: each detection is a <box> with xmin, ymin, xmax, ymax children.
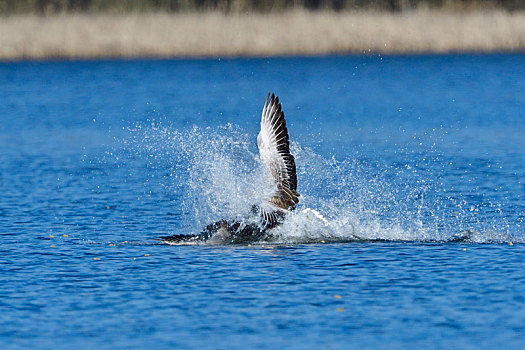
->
<box><xmin>1</xmin><ymin>10</ymin><xmax>525</xmax><ymax>60</ymax></box>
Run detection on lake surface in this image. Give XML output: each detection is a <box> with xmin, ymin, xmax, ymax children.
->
<box><xmin>1</xmin><ymin>55</ymin><xmax>524</xmax><ymax>348</ymax></box>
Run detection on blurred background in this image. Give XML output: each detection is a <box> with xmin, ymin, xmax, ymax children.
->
<box><xmin>0</xmin><ymin>0</ymin><xmax>525</xmax><ymax>14</ymax></box>
<box><xmin>0</xmin><ymin>0</ymin><xmax>524</xmax><ymax>13</ymax></box>
<box><xmin>1</xmin><ymin>0</ymin><xmax>524</xmax><ymax>59</ymax></box>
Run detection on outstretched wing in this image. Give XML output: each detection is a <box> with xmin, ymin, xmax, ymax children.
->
<box><xmin>257</xmin><ymin>92</ymin><xmax>300</xmax><ymax>224</ymax></box>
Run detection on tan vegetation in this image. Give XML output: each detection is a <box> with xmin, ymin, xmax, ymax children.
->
<box><xmin>1</xmin><ymin>10</ymin><xmax>524</xmax><ymax>60</ymax></box>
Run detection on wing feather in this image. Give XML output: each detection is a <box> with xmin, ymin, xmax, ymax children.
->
<box><xmin>257</xmin><ymin>92</ymin><xmax>300</xmax><ymax>220</ymax></box>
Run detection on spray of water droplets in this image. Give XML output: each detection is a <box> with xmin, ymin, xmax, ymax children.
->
<box><xmin>119</xmin><ymin>122</ymin><xmax>521</xmax><ymax>244</ymax></box>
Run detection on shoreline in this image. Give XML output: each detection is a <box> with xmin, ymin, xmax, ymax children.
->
<box><xmin>2</xmin><ymin>51</ymin><xmax>524</xmax><ymax>64</ymax></box>
<box><xmin>1</xmin><ymin>10</ymin><xmax>525</xmax><ymax>60</ymax></box>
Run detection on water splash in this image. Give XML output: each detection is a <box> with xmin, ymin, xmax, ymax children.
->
<box><xmin>122</xmin><ymin>122</ymin><xmax>521</xmax><ymax>244</ymax></box>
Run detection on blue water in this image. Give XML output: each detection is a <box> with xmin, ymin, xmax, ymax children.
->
<box><xmin>1</xmin><ymin>55</ymin><xmax>524</xmax><ymax>348</ymax></box>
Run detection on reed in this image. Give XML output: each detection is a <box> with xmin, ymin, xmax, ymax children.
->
<box><xmin>1</xmin><ymin>0</ymin><xmax>523</xmax><ymax>14</ymax></box>
<box><xmin>1</xmin><ymin>10</ymin><xmax>524</xmax><ymax>60</ymax></box>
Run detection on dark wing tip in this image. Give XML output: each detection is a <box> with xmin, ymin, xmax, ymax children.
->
<box><xmin>265</xmin><ymin>91</ymin><xmax>270</xmax><ymax>106</ymax></box>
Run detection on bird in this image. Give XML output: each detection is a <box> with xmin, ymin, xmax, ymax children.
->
<box><xmin>159</xmin><ymin>92</ymin><xmax>300</xmax><ymax>244</ymax></box>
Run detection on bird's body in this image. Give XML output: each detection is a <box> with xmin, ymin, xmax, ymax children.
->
<box><xmin>159</xmin><ymin>93</ymin><xmax>299</xmax><ymax>245</ymax></box>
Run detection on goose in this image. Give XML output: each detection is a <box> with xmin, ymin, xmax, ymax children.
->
<box><xmin>159</xmin><ymin>92</ymin><xmax>300</xmax><ymax>244</ymax></box>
